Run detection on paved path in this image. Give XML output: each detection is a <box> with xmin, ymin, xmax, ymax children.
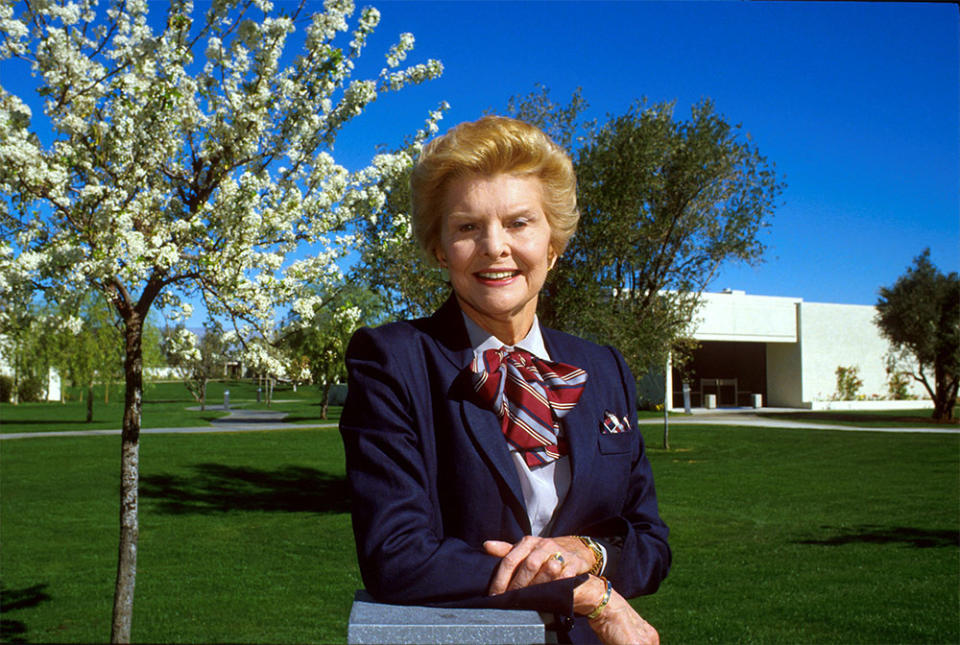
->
<box><xmin>0</xmin><ymin>406</ymin><xmax>338</xmax><ymax>440</ymax></box>
<box><xmin>2</xmin><ymin>407</ymin><xmax>957</xmax><ymax>440</ymax></box>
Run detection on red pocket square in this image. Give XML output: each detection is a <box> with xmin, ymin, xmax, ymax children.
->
<box><xmin>601</xmin><ymin>410</ymin><xmax>630</xmax><ymax>434</ymax></box>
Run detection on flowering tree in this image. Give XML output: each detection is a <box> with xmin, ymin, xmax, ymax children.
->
<box><xmin>162</xmin><ymin>323</ymin><xmax>225</xmax><ymax>410</ymax></box>
<box><xmin>0</xmin><ymin>0</ymin><xmax>442</xmax><ymax>640</ymax></box>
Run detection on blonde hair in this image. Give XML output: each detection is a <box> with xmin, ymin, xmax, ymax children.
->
<box><xmin>410</xmin><ymin>116</ymin><xmax>579</xmax><ymax>264</ymax></box>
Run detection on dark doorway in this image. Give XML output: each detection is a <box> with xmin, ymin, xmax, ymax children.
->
<box><xmin>673</xmin><ymin>341</ymin><xmax>767</xmax><ymax>407</ymax></box>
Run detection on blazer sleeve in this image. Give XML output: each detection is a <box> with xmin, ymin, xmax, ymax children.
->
<box><xmin>339</xmin><ymin>326</ymin><xmax>579</xmax><ymax>616</ymax></box>
<box><xmin>585</xmin><ymin>345</ymin><xmax>671</xmax><ymax>599</ymax></box>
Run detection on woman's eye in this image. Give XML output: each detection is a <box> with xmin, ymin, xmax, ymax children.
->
<box><xmin>458</xmin><ymin>223</ymin><xmax>476</xmax><ymax>232</ymax></box>
<box><xmin>509</xmin><ymin>219</ymin><xmax>528</xmax><ymax>228</ymax></box>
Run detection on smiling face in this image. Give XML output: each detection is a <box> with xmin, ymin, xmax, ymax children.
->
<box><xmin>436</xmin><ymin>173</ymin><xmax>557</xmax><ymax>344</ymax></box>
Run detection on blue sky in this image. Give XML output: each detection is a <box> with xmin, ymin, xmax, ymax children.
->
<box><xmin>334</xmin><ymin>0</ymin><xmax>959</xmax><ymax>306</ymax></box>
<box><xmin>5</xmin><ymin>1</ymin><xmax>958</xmax><ymax>312</ymax></box>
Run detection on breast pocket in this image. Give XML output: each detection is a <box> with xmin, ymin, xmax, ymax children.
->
<box><xmin>597</xmin><ymin>431</ymin><xmax>633</xmax><ymax>455</ymax></box>
<box><xmin>596</xmin><ymin>409</ymin><xmax>634</xmax><ymax>455</ymax></box>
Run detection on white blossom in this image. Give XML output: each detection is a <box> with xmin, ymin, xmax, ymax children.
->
<box><xmin>0</xmin><ymin>0</ymin><xmax>443</xmax><ymax>388</ymax></box>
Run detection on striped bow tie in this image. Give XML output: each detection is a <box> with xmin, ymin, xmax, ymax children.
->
<box><xmin>470</xmin><ymin>347</ymin><xmax>588</xmax><ymax>468</ymax></box>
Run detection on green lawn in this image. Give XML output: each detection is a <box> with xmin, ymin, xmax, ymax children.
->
<box><xmin>637</xmin><ymin>425</ymin><xmax>959</xmax><ymax>643</ymax></box>
<box><xmin>1</xmin><ymin>424</ymin><xmax>957</xmax><ymax>643</ymax></box>
<box><xmin>1</xmin><ymin>428</ymin><xmax>358</xmax><ymax>643</ymax></box>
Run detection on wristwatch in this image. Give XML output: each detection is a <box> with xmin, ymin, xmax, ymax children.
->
<box><xmin>578</xmin><ymin>535</ymin><xmax>605</xmax><ymax>576</ymax></box>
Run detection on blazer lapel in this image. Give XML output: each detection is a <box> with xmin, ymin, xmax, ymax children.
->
<box><xmin>425</xmin><ymin>296</ymin><xmax>529</xmax><ymax>529</ymax></box>
<box><xmin>541</xmin><ymin>327</ymin><xmax>600</xmax><ymax>536</ymax></box>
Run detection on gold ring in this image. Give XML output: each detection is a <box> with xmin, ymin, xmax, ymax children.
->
<box><xmin>549</xmin><ymin>551</ymin><xmax>565</xmax><ymax>564</ymax></box>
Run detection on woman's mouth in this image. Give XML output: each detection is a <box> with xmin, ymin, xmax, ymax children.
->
<box><xmin>475</xmin><ymin>270</ymin><xmax>520</xmax><ymax>283</ymax></box>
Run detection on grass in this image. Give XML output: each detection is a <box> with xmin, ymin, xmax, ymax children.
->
<box><xmin>636</xmin><ymin>424</ymin><xmax>959</xmax><ymax>643</ymax></box>
<box><xmin>1</xmin><ymin>428</ymin><xmax>358</xmax><ymax>644</ymax></box>
<box><xmin>1</xmin><ymin>422</ymin><xmax>957</xmax><ymax>643</ymax></box>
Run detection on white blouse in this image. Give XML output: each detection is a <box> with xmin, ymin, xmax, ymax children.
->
<box><xmin>462</xmin><ymin>313</ymin><xmax>571</xmax><ymax>537</ymax></box>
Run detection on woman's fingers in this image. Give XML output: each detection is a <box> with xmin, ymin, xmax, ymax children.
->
<box><xmin>482</xmin><ymin>540</ymin><xmax>513</xmax><ymax>557</ymax></box>
<box><xmin>522</xmin><ymin>550</ymin><xmax>569</xmax><ymax>588</ymax></box>
<box><xmin>485</xmin><ymin>536</ymin><xmax>538</xmax><ymax>595</ymax></box>
<box><xmin>484</xmin><ymin>537</ymin><xmax>577</xmax><ymax>595</ymax></box>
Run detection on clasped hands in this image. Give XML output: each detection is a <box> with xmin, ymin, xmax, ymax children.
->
<box><xmin>483</xmin><ymin>535</ymin><xmax>591</xmax><ymax>594</ymax></box>
<box><xmin>483</xmin><ymin>536</ymin><xmax>658</xmax><ymax>645</ymax></box>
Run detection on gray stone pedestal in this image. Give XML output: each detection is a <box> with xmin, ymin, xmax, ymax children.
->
<box><xmin>347</xmin><ymin>591</ymin><xmax>549</xmax><ymax>644</ymax></box>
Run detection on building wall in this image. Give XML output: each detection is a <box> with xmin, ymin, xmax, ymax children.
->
<box><xmin>693</xmin><ymin>290</ymin><xmax>799</xmax><ymax>343</ymax></box>
<box><xmin>766</xmin><ymin>341</ymin><xmax>803</xmax><ymax>407</ymax></box>
<box><xmin>796</xmin><ymin>302</ymin><xmax>924</xmax><ymax>404</ymax></box>
<box><xmin>672</xmin><ymin>290</ymin><xmax>928</xmax><ymax>409</ymax></box>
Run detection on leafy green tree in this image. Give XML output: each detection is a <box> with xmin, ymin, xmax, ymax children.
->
<box><xmin>1</xmin><ymin>307</ymin><xmax>40</xmax><ymax>404</ymax></box>
<box><xmin>504</xmin><ymin>83</ymin><xmax>593</xmax><ymax>152</ymax></box>
<box><xmin>58</xmin><ymin>292</ymin><xmax>124</xmax><ymax>420</ymax></box>
<box><xmin>0</xmin><ymin>259</ymin><xmax>45</xmax><ymax>405</ymax></box>
<box><xmin>531</xmin><ymin>93</ymin><xmax>783</xmax><ymax>377</ymax></box>
<box><xmin>279</xmin><ymin>284</ymin><xmax>384</xmax><ymax>418</ymax></box>
<box><xmin>876</xmin><ymin>249</ymin><xmax>959</xmax><ymax>422</ymax></box>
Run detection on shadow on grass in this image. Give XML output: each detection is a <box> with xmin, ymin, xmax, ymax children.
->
<box><xmin>282</xmin><ymin>414</ymin><xmax>340</xmax><ymax>424</ymax></box>
<box><xmin>797</xmin><ymin>525</ymin><xmax>959</xmax><ymax>549</ymax></box>
<box><xmin>277</xmin><ymin>401</ymin><xmax>341</xmax><ymax>425</ymax></box>
<box><xmin>140</xmin><ymin>463</ymin><xmax>349</xmax><ymax>514</ymax></box>
<box><xmin>1</xmin><ymin>583</ymin><xmax>52</xmax><ymax>643</ymax></box>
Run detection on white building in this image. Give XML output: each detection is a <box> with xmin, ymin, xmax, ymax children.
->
<box><xmin>665</xmin><ymin>289</ymin><xmax>930</xmax><ymax>410</ymax></box>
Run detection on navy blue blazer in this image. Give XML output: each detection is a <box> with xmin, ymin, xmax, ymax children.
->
<box><xmin>340</xmin><ymin>296</ymin><xmax>670</xmax><ymax>639</ymax></box>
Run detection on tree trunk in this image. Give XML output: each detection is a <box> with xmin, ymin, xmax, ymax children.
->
<box><xmin>662</xmin><ymin>401</ymin><xmax>670</xmax><ymax>450</ymax></box>
<box><xmin>930</xmin><ymin>361</ymin><xmax>957</xmax><ymax>422</ymax></box>
<box><xmin>86</xmin><ymin>382</ymin><xmax>94</xmax><ymax>422</ymax></box>
<box><xmin>200</xmin><ymin>378</ymin><xmax>207</xmax><ymax>412</ymax></box>
<box><xmin>11</xmin><ymin>351</ymin><xmax>19</xmax><ymax>405</ymax></box>
<box><xmin>321</xmin><ymin>381</ymin><xmax>331</xmax><ymax>420</ymax></box>
<box><xmin>111</xmin><ymin>316</ymin><xmax>143</xmax><ymax>644</ymax></box>
<box><xmin>932</xmin><ymin>378</ymin><xmax>958</xmax><ymax>422</ymax></box>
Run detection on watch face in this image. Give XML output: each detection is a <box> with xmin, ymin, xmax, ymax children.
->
<box><xmin>579</xmin><ymin>536</ymin><xmax>604</xmax><ymax>574</ymax></box>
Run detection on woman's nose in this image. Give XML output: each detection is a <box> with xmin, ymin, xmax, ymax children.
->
<box><xmin>479</xmin><ymin>224</ymin><xmax>508</xmax><ymax>257</ymax></box>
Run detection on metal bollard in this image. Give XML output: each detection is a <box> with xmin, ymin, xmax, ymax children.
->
<box><xmin>224</xmin><ymin>389</ymin><xmax>230</xmax><ymax>411</ymax></box>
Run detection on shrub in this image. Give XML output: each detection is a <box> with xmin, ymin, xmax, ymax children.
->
<box><xmin>834</xmin><ymin>365</ymin><xmax>863</xmax><ymax>401</ymax></box>
<box><xmin>0</xmin><ymin>375</ymin><xmax>12</xmax><ymax>403</ymax></box>
<box><xmin>884</xmin><ymin>353</ymin><xmax>913</xmax><ymax>400</ymax></box>
<box><xmin>18</xmin><ymin>377</ymin><xmax>46</xmax><ymax>403</ymax></box>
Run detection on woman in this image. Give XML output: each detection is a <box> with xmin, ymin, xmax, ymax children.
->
<box><xmin>340</xmin><ymin>116</ymin><xmax>670</xmax><ymax>644</ymax></box>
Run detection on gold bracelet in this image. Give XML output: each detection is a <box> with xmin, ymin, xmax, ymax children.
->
<box><xmin>578</xmin><ymin>535</ymin><xmax>604</xmax><ymax>575</ymax></box>
<box><xmin>587</xmin><ymin>576</ymin><xmax>612</xmax><ymax>620</ymax></box>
